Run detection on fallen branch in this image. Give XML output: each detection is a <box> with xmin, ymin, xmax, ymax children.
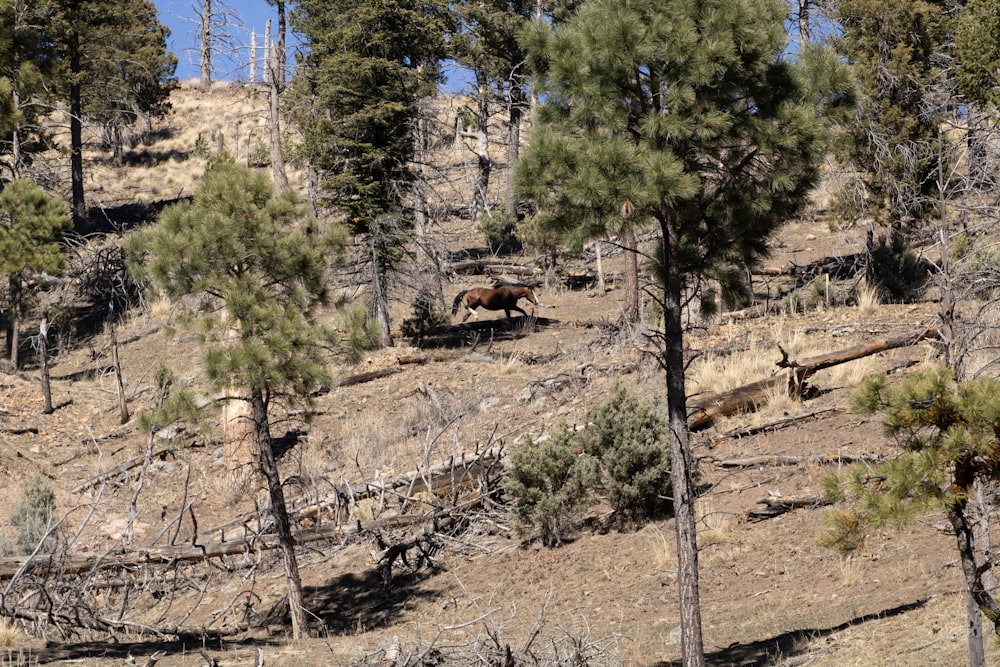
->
<box><xmin>335</xmin><ymin>366</ymin><xmax>404</xmax><ymax>388</ymax></box>
<box><xmin>747</xmin><ymin>494</ymin><xmax>831</xmax><ymax>521</ymax></box>
<box><xmin>714</xmin><ymin>453</ymin><xmax>881</xmax><ymax>469</ymax></box>
<box><xmin>72</xmin><ymin>441</ymin><xmax>194</xmax><ymax>494</ymax></box>
<box><xmin>709</xmin><ymin>408</ymin><xmax>840</xmax><ymax>444</ymax></box>
<box><xmin>0</xmin><ymin>501</ymin><xmax>478</xmax><ymax>579</ymax></box>
<box><xmin>688</xmin><ymin>327</ymin><xmax>939</xmax><ymax>431</ymax></box>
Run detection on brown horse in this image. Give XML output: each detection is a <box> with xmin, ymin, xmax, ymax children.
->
<box><xmin>451</xmin><ymin>285</ymin><xmax>539</xmax><ymax>322</ymax></box>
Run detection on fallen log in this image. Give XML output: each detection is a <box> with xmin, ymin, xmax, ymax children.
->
<box><xmin>714</xmin><ymin>453</ymin><xmax>881</xmax><ymax>469</ymax></box>
<box><xmin>688</xmin><ymin>327</ymin><xmax>939</xmax><ymax>431</ymax></box>
<box><xmin>709</xmin><ymin>408</ymin><xmax>840</xmax><ymax>443</ymax></box>
<box><xmin>72</xmin><ymin>441</ymin><xmax>195</xmax><ymax>494</ymax></box>
<box><xmin>747</xmin><ymin>494</ymin><xmax>831</xmax><ymax>521</ymax></box>
<box><xmin>449</xmin><ymin>259</ymin><xmax>542</xmax><ymax>277</ymax></box>
<box><xmin>0</xmin><ymin>498</ymin><xmax>480</xmax><ymax>579</ymax></box>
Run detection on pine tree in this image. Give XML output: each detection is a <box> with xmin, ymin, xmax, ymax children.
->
<box><xmin>290</xmin><ymin>0</ymin><xmax>450</xmax><ymax>345</ymax></box>
<box><xmin>1</xmin><ymin>0</ymin><xmax>59</xmax><ymax>180</ymax></box>
<box><xmin>42</xmin><ymin>0</ymin><xmax>177</xmax><ymax>228</ymax></box>
<box><xmin>0</xmin><ymin>179</ymin><xmax>70</xmax><ymax>370</ymax></box>
<box><xmin>125</xmin><ymin>158</ymin><xmax>348</xmax><ymax>640</ymax></box>
<box><xmin>516</xmin><ymin>1</ymin><xmax>847</xmax><ymax>662</ymax></box>
<box><xmin>829</xmin><ymin>368</ymin><xmax>1000</xmax><ymax>637</ymax></box>
<box><xmin>832</xmin><ymin>0</ymin><xmax>948</xmax><ymax>228</ymax></box>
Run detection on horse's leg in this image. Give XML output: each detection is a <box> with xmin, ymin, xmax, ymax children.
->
<box><xmin>511</xmin><ymin>305</ymin><xmax>528</xmax><ymax>318</ymax></box>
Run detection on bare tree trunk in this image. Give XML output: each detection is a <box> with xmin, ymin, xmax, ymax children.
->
<box><xmin>370</xmin><ymin>235</ymin><xmax>393</xmax><ymax>348</ymax></box>
<box><xmin>11</xmin><ymin>0</ymin><xmax>23</xmax><ymax>179</ymax></box>
<box><xmin>412</xmin><ymin>103</ymin><xmax>444</xmax><ymax>306</ymax></box>
<box><xmin>267</xmin><ymin>43</ymin><xmax>289</xmax><ymax>193</ymax></box>
<box><xmin>221</xmin><ymin>313</ymin><xmax>256</xmax><ymax>488</ymax></box>
<box><xmin>660</xmin><ymin>220</ymin><xmax>706</xmax><ymax>667</ymax></box>
<box><xmin>470</xmin><ymin>70</ymin><xmax>491</xmax><ymax>226</ymax></box>
<box><xmin>623</xmin><ymin>230</ymin><xmax>640</xmax><ymax>323</ymax></box>
<box><xmin>250</xmin><ymin>30</ymin><xmax>257</xmax><ymax>84</ymax></box>
<box><xmin>505</xmin><ymin>102</ymin><xmax>522</xmax><ymax>218</ymax></box>
<box><xmin>199</xmin><ymin>0</ymin><xmax>212</xmax><ymax>90</ymax></box>
<box><xmin>250</xmin><ymin>389</ymin><xmax>308</xmax><ymax>639</ymax></box>
<box><xmin>796</xmin><ymin>0</ymin><xmax>811</xmax><ymax>47</ymax></box>
<box><xmin>8</xmin><ymin>275</ymin><xmax>21</xmax><ymax>369</ymax></box>
<box><xmin>39</xmin><ymin>314</ymin><xmax>53</xmax><ymax>415</ymax></box>
<box><xmin>275</xmin><ymin>0</ymin><xmax>286</xmax><ymax>91</ymax></box>
<box><xmin>111</xmin><ymin>326</ymin><xmax>130</xmax><ymax>424</ymax></box>
<box><xmin>594</xmin><ymin>240</ymin><xmax>606</xmax><ymax>293</ymax></box>
<box><xmin>69</xmin><ymin>25</ymin><xmax>86</xmax><ymax>231</ymax></box>
<box><xmin>948</xmin><ymin>497</ymin><xmax>1000</xmax><ymax>634</ymax></box>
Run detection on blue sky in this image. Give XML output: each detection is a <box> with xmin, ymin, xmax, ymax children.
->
<box><xmin>155</xmin><ymin>0</ymin><xmax>289</xmax><ymax>82</ymax></box>
<box><xmin>154</xmin><ymin>0</ymin><xmax>470</xmax><ymax>90</ymax></box>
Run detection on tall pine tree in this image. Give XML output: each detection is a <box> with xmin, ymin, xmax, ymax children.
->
<box><xmin>0</xmin><ymin>179</ymin><xmax>70</xmax><ymax>370</ymax></box>
<box><xmin>517</xmin><ymin>0</ymin><xmax>847</xmax><ymax>662</ymax></box>
<box><xmin>125</xmin><ymin>159</ymin><xmax>347</xmax><ymax>640</ymax></box>
<box><xmin>290</xmin><ymin>0</ymin><xmax>450</xmax><ymax>345</ymax></box>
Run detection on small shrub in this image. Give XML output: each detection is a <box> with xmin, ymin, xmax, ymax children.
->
<box><xmin>582</xmin><ymin>385</ymin><xmax>674</xmax><ymax>525</ymax></box>
<box><xmin>10</xmin><ymin>476</ymin><xmax>57</xmax><ymax>555</ymax></box>
<box><xmin>338</xmin><ymin>302</ymin><xmax>383</xmax><ymax>364</ymax></box>
<box><xmin>867</xmin><ymin>230</ymin><xmax>930</xmax><ymax>302</ymax></box>
<box><xmin>506</xmin><ymin>424</ymin><xmax>594</xmax><ymax>546</ymax></box>
<box><xmin>401</xmin><ymin>289</ymin><xmax>449</xmax><ymax>344</ymax></box>
<box><xmin>478</xmin><ymin>210</ymin><xmax>518</xmax><ymax>250</ymax></box>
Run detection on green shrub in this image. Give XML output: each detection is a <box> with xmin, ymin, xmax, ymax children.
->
<box><xmin>582</xmin><ymin>385</ymin><xmax>673</xmax><ymax>524</ymax></box>
<box><xmin>868</xmin><ymin>230</ymin><xmax>930</xmax><ymax>302</ymax></box>
<box><xmin>401</xmin><ymin>289</ymin><xmax>450</xmax><ymax>344</ymax></box>
<box><xmin>477</xmin><ymin>210</ymin><xmax>518</xmax><ymax>250</ymax></box>
<box><xmin>10</xmin><ymin>476</ymin><xmax>57</xmax><ymax>555</ymax></box>
<box><xmin>506</xmin><ymin>424</ymin><xmax>594</xmax><ymax>546</ymax></box>
<box><xmin>338</xmin><ymin>302</ymin><xmax>383</xmax><ymax>364</ymax></box>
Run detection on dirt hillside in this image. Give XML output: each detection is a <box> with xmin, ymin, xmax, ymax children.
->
<box><xmin>0</xmin><ymin>84</ymin><xmax>993</xmax><ymax>667</ymax></box>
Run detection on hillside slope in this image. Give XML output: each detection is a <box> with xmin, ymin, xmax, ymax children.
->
<box><xmin>1</xmin><ymin>84</ymin><xmax>993</xmax><ymax>667</ymax></box>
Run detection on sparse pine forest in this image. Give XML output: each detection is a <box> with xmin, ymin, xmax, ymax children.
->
<box><xmin>4</xmin><ymin>0</ymin><xmax>1000</xmax><ymax>665</ymax></box>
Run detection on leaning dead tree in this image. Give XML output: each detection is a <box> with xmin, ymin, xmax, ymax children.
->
<box><xmin>688</xmin><ymin>327</ymin><xmax>940</xmax><ymax>430</ymax></box>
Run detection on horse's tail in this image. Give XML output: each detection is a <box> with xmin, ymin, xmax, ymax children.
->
<box><xmin>451</xmin><ymin>290</ymin><xmax>469</xmax><ymax>315</ymax></box>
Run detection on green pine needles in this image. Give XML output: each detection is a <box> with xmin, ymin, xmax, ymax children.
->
<box><xmin>507</xmin><ymin>385</ymin><xmax>675</xmax><ymax>546</ymax></box>
<box><xmin>9</xmin><ymin>475</ymin><xmax>57</xmax><ymax>556</ymax></box>
<box><xmin>824</xmin><ymin>366</ymin><xmax>1000</xmax><ymax>553</ymax></box>
<box><xmin>126</xmin><ymin>158</ymin><xmax>348</xmax><ymax>401</ymax></box>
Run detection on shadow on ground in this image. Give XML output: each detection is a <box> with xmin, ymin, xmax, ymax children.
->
<box><xmin>304</xmin><ymin>564</ymin><xmax>441</xmax><ymax>635</ymax></box>
<box><xmin>655</xmin><ymin>598</ymin><xmax>928</xmax><ymax>667</ymax></box>
<box><xmin>418</xmin><ymin>315</ymin><xmax>557</xmax><ymax>350</ymax></box>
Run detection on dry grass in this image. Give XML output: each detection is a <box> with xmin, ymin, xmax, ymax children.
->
<box><xmin>855</xmin><ymin>280</ymin><xmax>882</xmax><ymax>319</ymax></box>
<box><xmin>0</xmin><ymin>620</ymin><xmax>21</xmax><ymax>649</ymax></box>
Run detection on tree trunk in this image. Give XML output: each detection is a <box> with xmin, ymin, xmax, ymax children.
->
<box><xmin>370</xmin><ymin>235</ymin><xmax>393</xmax><ymax>347</ymax></box>
<box><xmin>8</xmin><ymin>275</ymin><xmax>21</xmax><ymax>369</ymax></box>
<box><xmin>267</xmin><ymin>44</ymin><xmax>289</xmax><ymax>193</ymax></box>
<box><xmin>948</xmin><ymin>497</ymin><xmax>1000</xmax><ymax>636</ymax></box>
<box><xmin>623</xmin><ymin>230</ymin><xmax>640</xmax><ymax>323</ymax></box>
<box><xmin>69</xmin><ymin>23</ymin><xmax>86</xmax><ymax>231</ymax></box>
<box><xmin>660</xmin><ymin>220</ymin><xmax>706</xmax><ymax>666</ymax></box>
<box><xmin>505</xmin><ymin>102</ymin><xmax>522</xmax><ymax>218</ymax></box>
<box><xmin>111</xmin><ymin>326</ymin><xmax>130</xmax><ymax>424</ymax></box>
<box><xmin>275</xmin><ymin>1</ymin><xmax>286</xmax><ymax>92</ymax></box>
<box><xmin>470</xmin><ymin>70</ymin><xmax>491</xmax><ymax>226</ymax></box>
<box><xmin>39</xmin><ymin>314</ymin><xmax>52</xmax><ymax>414</ymax></box>
<box><xmin>11</xmin><ymin>0</ymin><xmax>23</xmax><ymax>179</ymax></box>
<box><xmin>221</xmin><ymin>312</ymin><xmax>256</xmax><ymax>488</ymax></box>
<box><xmin>412</xmin><ymin>102</ymin><xmax>445</xmax><ymax>306</ymax></box>
<box><xmin>796</xmin><ymin>0</ymin><xmax>811</xmax><ymax>47</ymax></box>
<box><xmin>199</xmin><ymin>0</ymin><xmax>212</xmax><ymax>90</ymax></box>
<box><xmin>250</xmin><ymin>389</ymin><xmax>308</xmax><ymax>639</ymax></box>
